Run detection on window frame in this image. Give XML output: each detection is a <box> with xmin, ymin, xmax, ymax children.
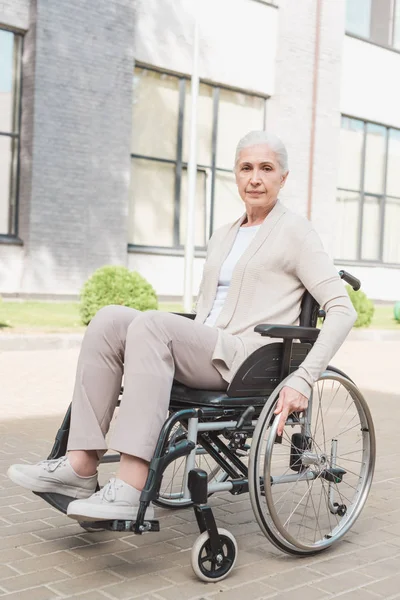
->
<box><xmin>336</xmin><ymin>114</ymin><xmax>400</xmax><ymax>267</ymax></box>
<box><xmin>128</xmin><ymin>64</ymin><xmax>268</xmax><ymax>254</ymax></box>
<box><xmin>345</xmin><ymin>0</ymin><xmax>400</xmax><ymax>53</ymax></box>
<box><xmin>0</xmin><ymin>28</ymin><xmax>23</xmax><ymax>243</ymax></box>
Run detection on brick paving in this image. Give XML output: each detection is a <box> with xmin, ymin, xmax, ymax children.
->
<box><xmin>0</xmin><ymin>340</ymin><xmax>399</xmax><ymax>599</ymax></box>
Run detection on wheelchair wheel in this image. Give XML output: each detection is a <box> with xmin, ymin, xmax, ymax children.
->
<box><xmin>154</xmin><ymin>422</ymin><xmax>228</xmax><ymax>509</ymax></box>
<box><xmin>249</xmin><ymin>370</ymin><xmax>375</xmax><ymax>555</ymax></box>
<box><xmin>191</xmin><ymin>528</ymin><xmax>237</xmax><ymax>582</ymax></box>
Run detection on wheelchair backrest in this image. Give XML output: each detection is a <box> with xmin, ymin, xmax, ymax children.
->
<box><xmin>299</xmin><ymin>291</ymin><xmax>319</xmax><ymax>329</ymax></box>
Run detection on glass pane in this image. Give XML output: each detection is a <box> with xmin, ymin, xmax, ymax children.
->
<box><xmin>213</xmin><ymin>171</ymin><xmax>244</xmax><ymax>232</ymax></box>
<box><xmin>0</xmin><ymin>135</ymin><xmax>12</xmax><ymax>234</ymax></box>
<box><xmin>387</xmin><ymin>129</ymin><xmax>400</xmax><ymax>197</ymax></box>
<box><xmin>361</xmin><ymin>195</ymin><xmax>381</xmax><ymax>260</ymax></box>
<box><xmin>364</xmin><ymin>123</ymin><xmax>386</xmax><ymax>194</ymax></box>
<box><xmin>128</xmin><ymin>158</ymin><xmax>175</xmax><ymax>246</ymax></box>
<box><xmin>183</xmin><ymin>83</ymin><xmax>213</xmax><ymax>167</ymax></box>
<box><xmin>338</xmin><ymin>117</ymin><xmax>364</xmax><ymax>190</ymax></box>
<box><xmin>335</xmin><ymin>191</ymin><xmax>360</xmax><ymax>260</ymax></box>
<box><xmin>394</xmin><ymin>0</ymin><xmax>400</xmax><ymax>49</ymax></box>
<box><xmin>180</xmin><ymin>169</ymin><xmax>207</xmax><ymax>247</ymax></box>
<box><xmin>216</xmin><ymin>89</ymin><xmax>265</xmax><ymax>170</ymax></box>
<box><xmin>383</xmin><ymin>197</ymin><xmax>400</xmax><ymax>263</ymax></box>
<box><xmin>131</xmin><ymin>68</ymin><xmax>180</xmax><ymax>160</ymax></box>
<box><xmin>345</xmin><ymin>0</ymin><xmax>371</xmax><ymax>37</ymax></box>
<box><xmin>370</xmin><ymin>0</ymin><xmax>392</xmax><ymax>45</ymax></box>
<box><xmin>0</xmin><ymin>30</ymin><xmax>15</xmax><ymax>133</ymax></box>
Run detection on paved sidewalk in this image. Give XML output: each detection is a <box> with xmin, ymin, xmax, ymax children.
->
<box><xmin>0</xmin><ymin>340</ymin><xmax>399</xmax><ymax>599</ymax></box>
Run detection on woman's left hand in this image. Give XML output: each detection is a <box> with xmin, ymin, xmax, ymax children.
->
<box><xmin>274</xmin><ymin>386</ymin><xmax>309</xmax><ymax>436</ymax></box>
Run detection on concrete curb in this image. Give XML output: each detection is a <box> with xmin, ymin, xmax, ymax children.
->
<box><xmin>1</xmin><ymin>328</ymin><xmax>400</xmax><ymax>351</ymax></box>
<box><xmin>0</xmin><ymin>333</ymin><xmax>84</xmax><ymax>351</ymax></box>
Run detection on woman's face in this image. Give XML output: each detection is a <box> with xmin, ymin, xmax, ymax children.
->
<box><xmin>235</xmin><ymin>144</ymin><xmax>288</xmax><ymax>211</ymax></box>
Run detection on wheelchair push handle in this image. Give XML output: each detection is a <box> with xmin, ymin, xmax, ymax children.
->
<box><xmin>339</xmin><ymin>269</ymin><xmax>361</xmax><ymax>291</ymax></box>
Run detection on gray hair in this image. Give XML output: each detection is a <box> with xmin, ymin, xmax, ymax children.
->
<box><xmin>234</xmin><ymin>130</ymin><xmax>289</xmax><ymax>174</ymax></box>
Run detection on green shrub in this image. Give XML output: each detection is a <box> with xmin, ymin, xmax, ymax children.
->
<box><xmin>394</xmin><ymin>301</ymin><xmax>400</xmax><ymax>323</ymax></box>
<box><xmin>80</xmin><ymin>265</ymin><xmax>158</xmax><ymax>326</ymax></box>
<box><xmin>346</xmin><ymin>285</ymin><xmax>374</xmax><ymax>328</ymax></box>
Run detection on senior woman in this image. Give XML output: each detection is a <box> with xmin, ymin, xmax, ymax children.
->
<box><xmin>8</xmin><ymin>130</ymin><xmax>356</xmax><ymax>522</ymax></box>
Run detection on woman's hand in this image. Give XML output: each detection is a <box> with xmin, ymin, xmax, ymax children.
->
<box><xmin>274</xmin><ymin>386</ymin><xmax>309</xmax><ymax>436</ymax></box>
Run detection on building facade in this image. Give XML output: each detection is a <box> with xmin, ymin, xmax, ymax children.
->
<box><xmin>0</xmin><ymin>0</ymin><xmax>399</xmax><ymax>301</ymax></box>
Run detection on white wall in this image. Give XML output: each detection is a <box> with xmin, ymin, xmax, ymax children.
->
<box><xmin>134</xmin><ymin>0</ymin><xmax>278</xmax><ymax>95</ymax></box>
<box><xmin>341</xmin><ymin>36</ymin><xmax>400</xmax><ymax>128</ymax></box>
<box><xmin>267</xmin><ymin>0</ymin><xmax>346</xmax><ymax>255</ymax></box>
<box><xmin>127</xmin><ymin>252</ymin><xmax>205</xmax><ymax>300</ymax></box>
<box><xmin>0</xmin><ymin>244</ymin><xmax>23</xmax><ymax>293</ymax></box>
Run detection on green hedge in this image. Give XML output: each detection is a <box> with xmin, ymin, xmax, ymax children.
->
<box><xmin>346</xmin><ymin>285</ymin><xmax>374</xmax><ymax>328</ymax></box>
<box><xmin>80</xmin><ymin>265</ymin><xmax>158</xmax><ymax>325</ymax></box>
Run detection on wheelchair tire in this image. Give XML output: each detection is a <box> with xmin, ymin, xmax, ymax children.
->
<box><xmin>249</xmin><ymin>369</ymin><xmax>375</xmax><ymax>555</ymax></box>
<box><xmin>191</xmin><ymin>528</ymin><xmax>237</xmax><ymax>582</ymax></box>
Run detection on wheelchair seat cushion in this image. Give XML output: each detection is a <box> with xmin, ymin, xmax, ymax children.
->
<box><xmin>170</xmin><ymin>383</ymin><xmax>268</xmax><ymax>407</ymax></box>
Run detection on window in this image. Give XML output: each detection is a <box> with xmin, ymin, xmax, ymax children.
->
<box><xmin>128</xmin><ymin>66</ymin><xmax>266</xmax><ymax>250</ymax></box>
<box><xmin>336</xmin><ymin>117</ymin><xmax>400</xmax><ymax>265</ymax></box>
<box><xmin>0</xmin><ymin>29</ymin><xmax>22</xmax><ymax>237</ymax></box>
<box><xmin>346</xmin><ymin>0</ymin><xmax>400</xmax><ymax>49</ymax></box>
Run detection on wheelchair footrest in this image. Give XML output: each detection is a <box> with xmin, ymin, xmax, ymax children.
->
<box><xmin>33</xmin><ymin>491</ymin><xmax>74</xmax><ymax>514</ymax></box>
<box><xmin>79</xmin><ymin>519</ymin><xmax>160</xmax><ymax>533</ymax></box>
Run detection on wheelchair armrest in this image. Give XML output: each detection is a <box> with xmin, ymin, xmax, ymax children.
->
<box><xmin>254</xmin><ymin>324</ymin><xmax>320</xmax><ymax>341</ymax></box>
<box><xmin>172</xmin><ymin>312</ymin><xmax>196</xmax><ymax>320</ymax></box>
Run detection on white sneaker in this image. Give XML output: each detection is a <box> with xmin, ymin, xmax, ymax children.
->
<box><xmin>7</xmin><ymin>456</ymin><xmax>98</xmax><ymax>499</ymax></box>
<box><xmin>67</xmin><ymin>477</ymin><xmax>154</xmax><ymax>521</ymax></box>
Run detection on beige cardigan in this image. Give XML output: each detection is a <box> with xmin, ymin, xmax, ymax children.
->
<box><xmin>194</xmin><ymin>200</ymin><xmax>357</xmax><ymax>397</ymax></box>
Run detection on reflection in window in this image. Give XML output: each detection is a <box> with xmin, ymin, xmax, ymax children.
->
<box><xmin>336</xmin><ymin>117</ymin><xmax>400</xmax><ymax>264</ymax></box>
<box><xmin>0</xmin><ymin>29</ymin><xmax>22</xmax><ymax>236</ymax></box>
<box><xmin>364</xmin><ymin>124</ymin><xmax>386</xmax><ymax>195</ymax></box>
<box><xmin>179</xmin><ymin>169</ymin><xmax>209</xmax><ymax>247</ymax></box>
<box><xmin>387</xmin><ymin>129</ymin><xmax>400</xmax><ymax>198</ymax></box>
<box><xmin>217</xmin><ymin>89</ymin><xmax>265</xmax><ymax>170</ymax></box>
<box><xmin>128</xmin><ymin>158</ymin><xmax>175</xmax><ymax>247</ymax></box>
<box><xmin>182</xmin><ymin>83</ymin><xmax>213</xmax><ymax>167</ymax></box>
<box><xmin>383</xmin><ymin>198</ymin><xmax>400</xmax><ymax>263</ymax></box>
<box><xmin>361</xmin><ymin>195</ymin><xmax>381</xmax><ymax>260</ymax></box>
<box><xmin>335</xmin><ymin>191</ymin><xmax>359</xmax><ymax>261</ymax></box>
<box><xmin>213</xmin><ymin>171</ymin><xmax>244</xmax><ymax>232</ymax></box>
<box><xmin>346</xmin><ymin>0</ymin><xmax>371</xmax><ymax>37</ymax></box>
<box><xmin>131</xmin><ymin>69</ymin><xmax>180</xmax><ymax>161</ymax></box>
<box><xmin>346</xmin><ymin>0</ymin><xmax>400</xmax><ymax>49</ymax></box>
<box><xmin>129</xmin><ymin>65</ymin><xmax>266</xmax><ymax>248</ymax></box>
<box><xmin>394</xmin><ymin>1</ymin><xmax>400</xmax><ymax>49</ymax></box>
<box><xmin>338</xmin><ymin>118</ymin><xmax>364</xmax><ymax>191</ymax></box>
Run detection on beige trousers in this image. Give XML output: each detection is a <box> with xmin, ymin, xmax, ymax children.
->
<box><xmin>67</xmin><ymin>306</ymin><xmax>227</xmax><ymax>462</ymax></box>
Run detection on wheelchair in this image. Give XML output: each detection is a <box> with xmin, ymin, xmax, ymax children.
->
<box><xmin>35</xmin><ymin>269</ymin><xmax>375</xmax><ymax>582</ymax></box>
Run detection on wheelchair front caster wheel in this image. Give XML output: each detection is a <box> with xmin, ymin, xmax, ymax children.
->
<box><xmin>191</xmin><ymin>528</ymin><xmax>237</xmax><ymax>582</ymax></box>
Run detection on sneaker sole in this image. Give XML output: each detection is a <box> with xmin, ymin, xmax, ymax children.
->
<box><xmin>7</xmin><ymin>465</ymin><xmax>96</xmax><ymax>499</ymax></box>
<box><xmin>67</xmin><ymin>501</ymin><xmax>155</xmax><ymax>522</ymax></box>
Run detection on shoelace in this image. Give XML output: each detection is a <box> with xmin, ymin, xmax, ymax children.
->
<box><xmin>93</xmin><ymin>478</ymin><xmax>118</xmax><ymax>503</ymax></box>
<box><xmin>40</xmin><ymin>456</ymin><xmax>68</xmax><ymax>473</ymax></box>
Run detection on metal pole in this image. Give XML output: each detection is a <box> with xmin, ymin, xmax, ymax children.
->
<box><xmin>183</xmin><ymin>2</ymin><xmax>199</xmax><ymax>312</ymax></box>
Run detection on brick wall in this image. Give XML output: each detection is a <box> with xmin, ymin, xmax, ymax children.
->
<box><xmin>1</xmin><ymin>0</ymin><xmax>135</xmax><ymax>294</ymax></box>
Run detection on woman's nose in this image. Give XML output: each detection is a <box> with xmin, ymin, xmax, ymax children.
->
<box><xmin>250</xmin><ymin>170</ymin><xmax>261</xmax><ymax>184</ymax></box>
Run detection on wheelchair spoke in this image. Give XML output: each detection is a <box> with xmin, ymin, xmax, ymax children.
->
<box><xmin>250</xmin><ymin>371</ymin><xmax>375</xmax><ymax>553</ymax></box>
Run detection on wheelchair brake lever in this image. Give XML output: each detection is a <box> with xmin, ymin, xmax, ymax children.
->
<box><xmin>236</xmin><ymin>406</ymin><xmax>255</xmax><ymax>430</ymax></box>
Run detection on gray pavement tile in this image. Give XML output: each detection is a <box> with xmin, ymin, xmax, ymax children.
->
<box><xmin>0</xmin><ymin>341</ymin><xmax>399</xmax><ymax>599</ymax></box>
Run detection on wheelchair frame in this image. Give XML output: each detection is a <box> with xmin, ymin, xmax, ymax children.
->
<box><xmin>35</xmin><ymin>269</ymin><xmax>375</xmax><ymax>582</ymax></box>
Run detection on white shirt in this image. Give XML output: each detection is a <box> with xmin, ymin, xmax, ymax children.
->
<box><xmin>204</xmin><ymin>224</ymin><xmax>261</xmax><ymax>327</ymax></box>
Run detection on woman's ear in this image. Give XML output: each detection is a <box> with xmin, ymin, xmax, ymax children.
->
<box><xmin>281</xmin><ymin>171</ymin><xmax>289</xmax><ymax>187</ymax></box>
